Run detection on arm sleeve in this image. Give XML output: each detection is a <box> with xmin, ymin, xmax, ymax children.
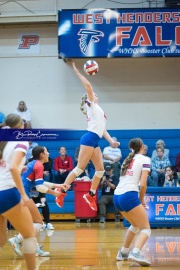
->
<box><xmin>33</xmin><ymin>162</ymin><xmax>44</xmax><ymax>186</ymax></box>
<box><xmin>14</xmin><ymin>142</ymin><xmax>29</xmax><ymax>154</ymax></box>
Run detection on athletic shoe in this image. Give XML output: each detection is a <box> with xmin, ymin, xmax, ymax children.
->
<box><xmin>116</xmin><ymin>250</ymin><xmax>129</xmax><ymax>261</ymax></box>
<box><xmin>99</xmin><ymin>215</ymin><xmax>106</xmax><ymax>223</ymax></box>
<box><xmin>128</xmin><ymin>251</ymin><xmax>151</xmax><ymax>266</ymax></box>
<box><xmin>56</xmin><ymin>191</ymin><xmax>67</xmax><ymax>208</ymax></box>
<box><xmin>8</xmin><ymin>236</ymin><xmax>22</xmax><ymax>256</ymax></box>
<box><xmin>36</xmin><ymin>246</ymin><xmax>50</xmax><ymax>257</ymax></box>
<box><xmin>83</xmin><ymin>193</ymin><xmax>97</xmax><ymax>211</ymax></box>
<box><xmin>46</xmin><ymin>223</ymin><xmax>54</xmax><ymax>230</ymax></box>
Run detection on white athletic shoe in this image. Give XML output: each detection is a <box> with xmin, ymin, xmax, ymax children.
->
<box><xmin>8</xmin><ymin>236</ymin><xmax>22</xmax><ymax>256</ymax></box>
<box><xmin>36</xmin><ymin>246</ymin><xmax>50</xmax><ymax>257</ymax></box>
<box><xmin>46</xmin><ymin>223</ymin><xmax>54</xmax><ymax>230</ymax></box>
<box><xmin>116</xmin><ymin>250</ymin><xmax>129</xmax><ymax>261</ymax></box>
<box><xmin>128</xmin><ymin>251</ymin><xmax>151</xmax><ymax>266</ymax></box>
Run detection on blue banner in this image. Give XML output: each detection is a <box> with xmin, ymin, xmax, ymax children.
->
<box><xmin>123</xmin><ymin>187</ymin><xmax>180</xmax><ymax>228</ymax></box>
<box><xmin>58</xmin><ymin>8</ymin><xmax>180</xmax><ymax>58</ymax></box>
<box><xmin>0</xmin><ymin>129</ymin><xmax>76</xmax><ymax>141</ymax></box>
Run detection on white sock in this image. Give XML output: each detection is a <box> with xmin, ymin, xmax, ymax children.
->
<box><xmin>132</xmin><ymin>247</ymin><xmax>140</xmax><ymax>254</ymax></box>
<box><xmin>90</xmin><ymin>189</ymin><xmax>96</xmax><ymax>194</ymax></box>
<box><xmin>16</xmin><ymin>234</ymin><xmax>23</xmax><ymax>243</ymax></box>
<box><xmin>121</xmin><ymin>247</ymin><xmax>129</xmax><ymax>254</ymax></box>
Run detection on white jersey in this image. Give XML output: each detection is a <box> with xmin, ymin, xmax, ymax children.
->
<box><xmin>103</xmin><ymin>146</ymin><xmax>122</xmax><ymax>162</ymax></box>
<box><xmin>14</xmin><ymin>109</ymin><xmax>31</xmax><ymax>122</ymax></box>
<box><xmin>0</xmin><ymin>141</ymin><xmax>29</xmax><ymax>191</ymax></box>
<box><xmin>114</xmin><ymin>154</ymin><xmax>150</xmax><ymax>195</ymax></box>
<box><xmin>86</xmin><ymin>100</ymin><xmax>106</xmax><ymax>138</ymax></box>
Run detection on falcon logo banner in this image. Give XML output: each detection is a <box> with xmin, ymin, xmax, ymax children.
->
<box><xmin>58</xmin><ymin>8</ymin><xmax>180</xmax><ymax>58</ymax></box>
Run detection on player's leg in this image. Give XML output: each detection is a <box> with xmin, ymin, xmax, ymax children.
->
<box><xmin>56</xmin><ymin>145</ymin><xmax>94</xmax><ymax>208</ymax></box>
<box><xmin>83</xmin><ymin>147</ymin><xmax>104</xmax><ymax>211</ymax></box>
<box><xmin>121</xmin><ymin>206</ymin><xmax>151</xmax><ymax>266</ymax></box>
<box><xmin>4</xmin><ymin>201</ymin><xmax>36</xmax><ymax>270</ymax></box>
<box><xmin>0</xmin><ymin>215</ymin><xmax>7</xmax><ymax>247</ymax></box>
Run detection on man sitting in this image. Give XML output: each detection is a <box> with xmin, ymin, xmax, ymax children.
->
<box><xmin>98</xmin><ymin>164</ymin><xmax>120</xmax><ymax>223</ymax></box>
<box><xmin>103</xmin><ymin>137</ymin><xmax>122</xmax><ymax>178</ymax></box>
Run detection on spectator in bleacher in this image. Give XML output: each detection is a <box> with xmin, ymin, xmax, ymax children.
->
<box><xmin>175</xmin><ymin>153</ymin><xmax>180</xmax><ymax>178</ymax></box>
<box><xmin>103</xmin><ymin>137</ymin><xmax>122</xmax><ymax>178</ymax></box>
<box><xmin>163</xmin><ymin>166</ymin><xmax>180</xmax><ymax>187</ymax></box>
<box><xmin>43</xmin><ymin>152</ymin><xmax>53</xmax><ymax>183</ymax></box>
<box><xmin>150</xmin><ymin>147</ymin><xmax>171</xmax><ymax>187</ymax></box>
<box><xmin>26</xmin><ymin>141</ymin><xmax>38</xmax><ymax>164</ymax></box>
<box><xmin>143</xmin><ymin>144</ymin><xmax>149</xmax><ymax>156</ymax></box>
<box><xmin>98</xmin><ymin>164</ymin><xmax>120</xmax><ymax>223</ymax></box>
<box><xmin>0</xmin><ymin>111</ymin><xmax>5</xmax><ymax>128</ymax></box>
<box><xmin>142</xmin><ymin>144</ymin><xmax>153</xmax><ymax>186</ymax></box>
<box><xmin>151</xmin><ymin>139</ymin><xmax>169</xmax><ymax>159</ymax></box>
<box><xmin>54</xmin><ymin>146</ymin><xmax>74</xmax><ymax>184</ymax></box>
<box><xmin>14</xmin><ymin>100</ymin><xmax>32</xmax><ymax>128</ymax></box>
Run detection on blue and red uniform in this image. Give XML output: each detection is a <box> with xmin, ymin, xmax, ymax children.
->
<box><xmin>22</xmin><ymin>160</ymin><xmax>44</xmax><ymax>197</ymax></box>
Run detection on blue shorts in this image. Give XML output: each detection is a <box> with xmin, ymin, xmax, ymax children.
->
<box><xmin>80</xmin><ymin>131</ymin><xmax>100</xmax><ymax>148</ymax></box>
<box><xmin>0</xmin><ymin>187</ymin><xmax>21</xmax><ymax>214</ymax></box>
<box><xmin>113</xmin><ymin>191</ymin><xmax>141</xmax><ymax>212</ymax></box>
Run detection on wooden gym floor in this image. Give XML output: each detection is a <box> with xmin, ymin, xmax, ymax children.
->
<box><xmin>1</xmin><ymin>221</ymin><xmax>180</xmax><ymax>269</ymax></box>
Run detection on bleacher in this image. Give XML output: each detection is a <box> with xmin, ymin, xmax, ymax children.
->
<box><xmin>38</xmin><ymin>129</ymin><xmax>180</xmax><ymax>221</ymax></box>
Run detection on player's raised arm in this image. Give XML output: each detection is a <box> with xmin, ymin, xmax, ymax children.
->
<box><xmin>72</xmin><ymin>62</ymin><xmax>94</xmax><ymax>102</ymax></box>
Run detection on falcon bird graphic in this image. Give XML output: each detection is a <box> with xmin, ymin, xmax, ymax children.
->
<box><xmin>78</xmin><ymin>29</ymin><xmax>104</xmax><ymax>55</ymax></box>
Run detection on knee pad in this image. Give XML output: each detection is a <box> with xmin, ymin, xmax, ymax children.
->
<box><xmin>141</xmin><ymin>228</ymin><xmax>151</xmax><ymax>238</ymax></box>
<box><xmin>22</xmin><ymin>237</ymin><xmax>37</xmax><ymax>254</ymax></box>
<box><xmin>95</xmin><ymin>170</ymin><xmax>105</xmax><ymax>178</ymax></box>
<box><xmin>36</xmin><ymin>185</ymin><xmax>48</xmax><ymax>193</ymax></box>
<box><xmin>129</xmin><ymin>225</ymin><xmax>140</xmax><ymax>234</ymax></box>
<box><xmin>73</xmin><ymin>167</ymin><xmax>83</xmax><ymax>177</ymax></box>
<box><xmin>33</xmin><ymin>223</ymin><xmax>42</xmax><ymax>233</ymax></box>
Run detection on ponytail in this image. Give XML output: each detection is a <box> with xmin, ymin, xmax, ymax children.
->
<box><xmin>80</xmin><ymin>94</ymin><xmax>87</xmax><ymax>115</ymax></box>
<box><xmin>121</xmin><ymin>152</ymin><xmax>135</xmax><ymax>176</ymax></box>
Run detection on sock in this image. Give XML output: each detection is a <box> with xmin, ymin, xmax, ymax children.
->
<box><xmin>132</xmin><ymin>247</ymin><xmax>140</xmax><ymax>254</ymax></box>
<box><xmin>89</xmin><ymin>189</ymin><xmax>96</xmax><ymax>196</ymax></box>
<box><xmin>62</xmin><ymin>189</ymin><xmax>67</xmax><ymax>193</ymax></box>
<box><xmin>121</xmin><ymin>247</ymin><xmax>129</xmax><ymax>254</ymax></box>
<box><xmin>16</xmin><ymin>234</ymin><xmax>23</xmax><ymax>243</ymax></box>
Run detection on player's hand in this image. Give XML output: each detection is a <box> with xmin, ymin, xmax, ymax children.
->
<box><xmin>111</xmin><ymin>140</ymin><xmax>120</xmax><ymax>148</ymax></box>
<box><xmin>21</xmin><ymin>194</ymin><xmax>30</xmax><ymax>206</ymax></box>
<box><xmin>61</xmin><ymin>184</ymin><xmax>71</xmax><ymax>190</ymax></box>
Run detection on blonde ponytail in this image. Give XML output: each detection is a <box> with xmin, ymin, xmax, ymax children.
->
<box><xmin>80</xmin><ymin>94</ymin><xmax>87</xmax><ymax>115</ymax></box>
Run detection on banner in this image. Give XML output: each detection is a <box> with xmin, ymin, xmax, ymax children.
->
<box><xmin>58</xmin><ymin>8</ymin><xmax>180</xmax><ymax>58</ymax></box>
<box><xmin>0</xmin><ymin>129</ymin><xmax>74</xmax><ymax>141</ymax></box>
<box><xmin>123</xmin><ymin>187</ymin><xmax>180</xmax><ymax>228</ymax></box>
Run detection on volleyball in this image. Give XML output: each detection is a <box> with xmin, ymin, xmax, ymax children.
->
<box><xmin>84</xmin><ymin>60</ymin><xmax>99</xmax><ymax>75</ymax></box>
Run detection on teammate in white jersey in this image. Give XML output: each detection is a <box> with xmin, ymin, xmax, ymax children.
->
<box><xmin>56</xmin><ymin>62</ymin><xmax>120</xmax><ymax>211</ymax></box>
<box><xmin>114</xmin><ymin>138</ymin><xmax>151</xmax><ymax>266</ymax></box>
<box><xmin>0</xmin><ymin>114</ymin><xmax>36</xmax><ymax>270</ymax></box>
